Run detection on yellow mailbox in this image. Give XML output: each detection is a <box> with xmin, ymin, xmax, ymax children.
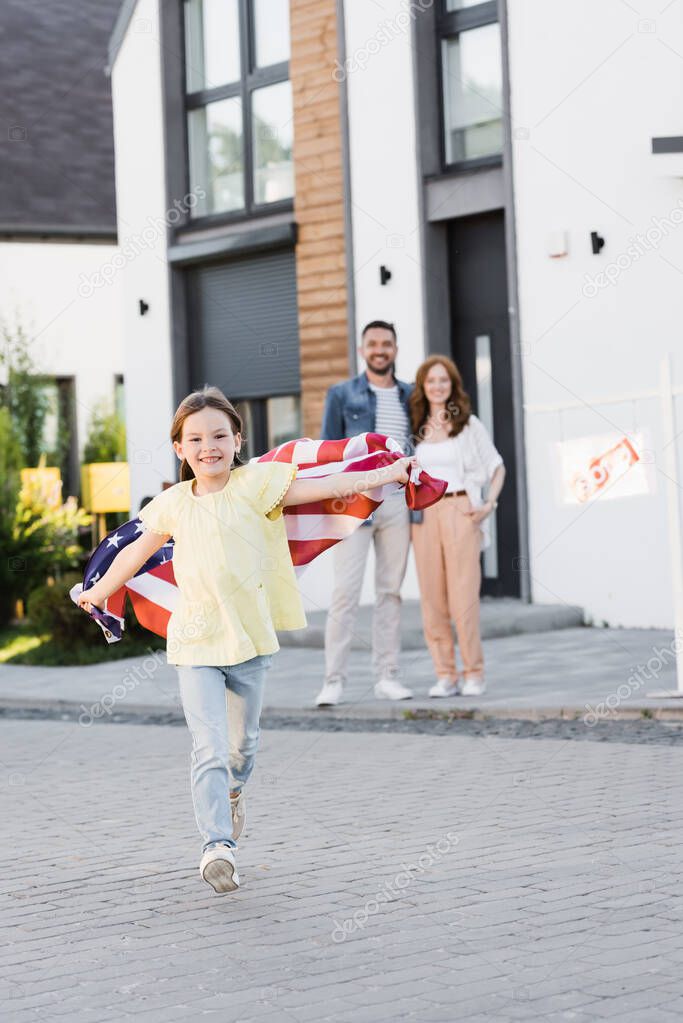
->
<box><xmin>20</xmin><ymin>467</ymin><xmax>62</xmax><ymax>506</ymax></box>
<box><xmin>81</xmin><ymin>462</ymin><xmax>130</xmax><ymax>513</ymax></box>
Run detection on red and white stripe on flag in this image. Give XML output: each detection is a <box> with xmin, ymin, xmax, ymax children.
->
<box><xmin>259</xmin><ymin>433</ymin><xmax>408</xmax><ymax>567</ymax></box>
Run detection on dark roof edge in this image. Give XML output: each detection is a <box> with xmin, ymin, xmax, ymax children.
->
<box><xmin>0</xmin><ymin>226</ymin><xmax>117</xmax><ymax>244</ymax></box>
<box><xmin>168</xmin><ymin>221</ymin><xmax>296</xmax><ymax>266</ymax></box>
<box><xmin>652</xmin><ymin>136</ymin><xmax>683</xmax><ymax>154</ymax></box>
<box><xmin>107</xmin><ymin>0</ymin><xmax>140</xmax><ymax>73</ymax></box>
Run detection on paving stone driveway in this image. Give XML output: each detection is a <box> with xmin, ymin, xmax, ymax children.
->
<box><xmin>2</xmin><ymin>718</ymin><xmax>682</xmax><ymax>1022</ymax></box>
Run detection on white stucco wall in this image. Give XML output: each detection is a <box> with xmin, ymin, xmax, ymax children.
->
<box><xmin>110</xmin><ymin>0</ymin><xmax>176</xmax><ymax>514</ymax></box>
<box><xmin>341</xmin><ymin>0</ymin><xmax>427</xmax><ymax>380</ymax></box>
<box><xmin>0</xmin><ymin>240</ymin><xmax>124</xmax><ymax>493</ymax></box>
<box><xmin>330</xmin><ymin>0</ymin><xmax>429</xmax><ymax>608</ymax></box>
<box><xmin>508</xmin><ymin>0</ymin><xmax>683</xmax><ymax>626</ymax></box>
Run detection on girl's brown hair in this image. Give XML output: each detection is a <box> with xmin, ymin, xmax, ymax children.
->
<box><xmin>171</xmin><ymin>385</ymin><xmax>244</xmax><ymax>482</ymax></box>
<box><xmin>409</xmin><ymin>356</ymin><xmax>472</xmax><ymax>440</ymax></box>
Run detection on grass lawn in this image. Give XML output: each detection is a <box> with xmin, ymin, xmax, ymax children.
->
<box><xmin>0</xmin><ymin>621</ymin><xmax>165</xmax><ymax>666</ymax></box>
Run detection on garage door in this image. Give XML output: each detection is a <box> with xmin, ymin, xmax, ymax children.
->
<box><xmin>189</xmin><ymin>248</ymin><xmax>300</xmax><ymax>400</ymax></box>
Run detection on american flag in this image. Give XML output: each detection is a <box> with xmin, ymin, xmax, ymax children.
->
<box><xmin>70</xmin><ymin>433</ymin><xmax>446</xmax><ymax>645</ymax></box>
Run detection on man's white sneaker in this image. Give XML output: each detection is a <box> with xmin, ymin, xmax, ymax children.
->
<box><xmin>199</xmin><ymin>844</ymin><xmax>240</xmax><ymax>893</ymax></box>
<box><xmin>458</xmin><ymin>677</ymin><xmax>487</xmax><ymax>696</ymax></box>
<box><xmin>429</xmin><ymin>678</ymin><xmax>459</xmax><ymax>698</ymax></box>
<box><xmin>374</xmin><ymin>678</ymin><xmax>414</xmax><ymax>700</ymax></box>
<box><xmin>231</xmin><ymin>791</ymin><xmax>246</xmax><ymax>842</ymax></box>
<box><xmin>316</xmin><ymin>679</ymin><xmax>344</xmax><ymax>707</ymax></box>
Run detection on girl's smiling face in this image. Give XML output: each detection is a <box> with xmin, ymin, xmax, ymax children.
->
<box><xmin>173</xmin><ymin>407</ymin><xmax>241</xmax><ymax>482</ymax></box>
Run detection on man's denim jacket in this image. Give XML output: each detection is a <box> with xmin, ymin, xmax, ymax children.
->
<box><xmin>320</xmin><ymin>372</ymin><xmax>422</xmax><ymax>523</ymax></box>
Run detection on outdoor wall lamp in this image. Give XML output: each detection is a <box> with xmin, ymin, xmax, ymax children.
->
<box><xmin>139</xmin><ymin>299</ymin><xmax>150</xmax><ymax>315</ymax></box>
<box><xmin>591</xmin><ymin>231</ymin><xmax>605</xmax><ymax>254</ymax></box>
<box><xmin>380</xmin><ymin>265</ymin><xmax>392</xmax><ymax>285</ymax></box>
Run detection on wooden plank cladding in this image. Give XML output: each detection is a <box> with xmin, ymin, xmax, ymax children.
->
<box><xmin>290</xmin><ymin>0</ymin><xmax>350</xmax><ymax>436</ymax></box>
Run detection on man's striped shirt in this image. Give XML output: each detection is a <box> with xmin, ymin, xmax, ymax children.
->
<box><xmin>369</xmin><ymin>383</ymin><xmax>410</xmax><ymax>452</ymax></box>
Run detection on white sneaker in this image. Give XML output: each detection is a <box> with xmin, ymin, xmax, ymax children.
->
<box><xmin>374</xmin><ymin>677</ymin><xmax>414</xmax><ymax>700</ymax></box>
<box><xmin>429</xmin><ymin>678</ymin><xmax>459</xmax><ymax>698</ymax></box>
<box><xmin>458</xmin><ymin>677</ymin><xmax>487</xmax><ymax>696</ymax></box>
<box><xmin>316</xmin><ymin>679</ymin><xmax>344</xmax><ymax>707</ymax></box>
<box><xmin>199</xmin><ymin>844</ymin><xmax>240</xmax><ymax>893</ymax></box>
<box><xmin>231</xmin><ymin>791</ymin><xmax>246</xmax><ymax>842</ymax></box>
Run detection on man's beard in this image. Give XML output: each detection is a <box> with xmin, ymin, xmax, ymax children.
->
<box><xmin>367</xmin><ymin>360</ymin><xmax>394</xmax><ymax>376</ymax></box>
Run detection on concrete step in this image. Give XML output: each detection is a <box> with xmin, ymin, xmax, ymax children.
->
<box><xmin>278</xmin><ymin>597</ymin><xmax>585</xmax><ymax>650</ymax></box>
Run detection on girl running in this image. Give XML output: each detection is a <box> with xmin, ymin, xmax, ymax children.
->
<box><xmin>77</xmin><ymin>386</ymin><xmax>414</xmax><ymax>894</ymax></box>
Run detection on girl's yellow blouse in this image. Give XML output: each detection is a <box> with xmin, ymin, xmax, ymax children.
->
<box><xmin>138</xmin><ymin>460</ymin><xmax>307</xmax><ymax>667</ymax></box>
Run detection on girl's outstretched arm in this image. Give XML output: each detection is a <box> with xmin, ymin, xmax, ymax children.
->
<box><xmin>283</xmin><ymin>456</ymin><xmax>416</xmax><ymax>507</ymax></box>
<box><xmin>76</xmin><ymin>529</ymin><xmax>171</xmax><ymax>612</ymax></box>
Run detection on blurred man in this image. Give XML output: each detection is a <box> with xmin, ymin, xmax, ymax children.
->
<box><xmin>315</xmin><ymin>321</ymin><xmax>414</xmax><ymax>706</ymax></box>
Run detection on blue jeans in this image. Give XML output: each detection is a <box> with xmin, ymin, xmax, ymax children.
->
<box><xmin>176</xmin><ymin>654</ymin><xmax>272</xmax><ymax>853</ymax></box>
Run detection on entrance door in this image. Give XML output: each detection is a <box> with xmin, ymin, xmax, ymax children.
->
<box><xmin>448</xmin><ymin>210</ymin><xmax>520</xmax><ymax>597</ymax></box>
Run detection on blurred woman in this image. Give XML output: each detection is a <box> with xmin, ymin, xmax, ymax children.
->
<box><xmin>410</xmin><ymin>356</ymin><xmax>505</xmax><ymax>697</ymax></box>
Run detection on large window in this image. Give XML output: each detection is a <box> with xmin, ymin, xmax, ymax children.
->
<box><xmin>438</xmin><ymin>1</ymin><xmax>503</xmax><ymax>167</ymax></box>
<box><xmin>235</xmin><ymin>394</ymin><xmax>301</xmax><ymax>459</ymax></box>
<box><xmin>38</xmin><ymin>377</ymin><xmax>77</xmax><ymax>496</ymax></box>
<box><xmin>184</xmin><ymin>0</ymin><xmax>293</xmax><ymax>219</ymax></box>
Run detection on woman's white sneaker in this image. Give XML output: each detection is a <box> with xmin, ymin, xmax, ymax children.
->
<box><xmin>429</xmin><ymin>678</ymin><xmax>459</xmax><ymax>698</ymax></box>
<box><xmin>199</xmin><ymin>845</ymin><xmax>240</xmax><ymax>893</ymax></box>
<box><xmin>458</xmin><ymin>677</ymin><xmax>486</xmax><ymax>696</ymax></box>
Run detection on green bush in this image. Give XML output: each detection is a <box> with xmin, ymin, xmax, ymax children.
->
<box><xmin>0</xmin><ymin>321</ymin><xmax>92</xmax><ymax>626</ymax></box>
<box><xmin>83</xmin><ymin>400</ymin><xmax>126</xmax><ymax>463</ymax></box>
<box><xmin>0</xmin><ymin>407</ymin><xmax>23</xmax><ymax>625</ymax></box>
<box><xmin>27</xmin><ymin>573</ymin><xmax>93</xmax><ymax>645</ymax></box>
<box><xmin>0</xmin><ymin>322</ymin><xmax>51</xmax><ymax>467</ymax></box>
<box><xmin>27</xmin><ymin>573</ymin><xmax>160</xmax><ymax>650</ymax></box>
<box><xmin>11</xmin><ymin>478</ymin><xmax>91</xmax><ymax>607</ymax></box>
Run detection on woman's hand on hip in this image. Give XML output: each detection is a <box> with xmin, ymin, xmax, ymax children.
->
<box><xmin>465</xmin><ymin>500</ymin><xmax>493</xmax><ymax>524</ymax></box>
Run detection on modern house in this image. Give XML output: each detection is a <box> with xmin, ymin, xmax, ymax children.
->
<box><xmin>0</xmin><ymin>0</ymin><xmax>125</xmax><ymax>496</ymax></box>
<box><xmin>109</xmin><ymin>0</ymin><xmax>682</xmax><ymax>628</ymax></box>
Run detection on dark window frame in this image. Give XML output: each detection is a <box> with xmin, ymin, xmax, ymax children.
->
<box><xmin>114</xmin><ymin>373</ymin><xmax>125</xmax><ymax>423</ymax></box>
<box><xmin>234</xmin><ymin>393</ymin><xmax>301</xmax><ymax>458</ymax></box>
<box><xmin>437</xmin><ymin>0</ymin><xmax>503</xmax><ymax>174</ymax></box>
<box><xmin>183</xmin><ymin>0</ymin><xmax>294</xmax><ymax>226</ymax></box>
<box><xmin>26</xmin><ymin>374</ymin><xmax>78</xmax><ymax>498</ymax></box>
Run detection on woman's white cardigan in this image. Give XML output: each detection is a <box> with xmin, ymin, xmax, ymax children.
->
<box><xmin>415</xmin><ymin>414</ymin><xmax>503</xmax><ymax>550</ymax></box>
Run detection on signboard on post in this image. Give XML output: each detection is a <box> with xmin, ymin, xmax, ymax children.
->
<box><xmin>557</xmin><ymin>433</ymin><xmax>649</xmax><ymax>504</ymax></box>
